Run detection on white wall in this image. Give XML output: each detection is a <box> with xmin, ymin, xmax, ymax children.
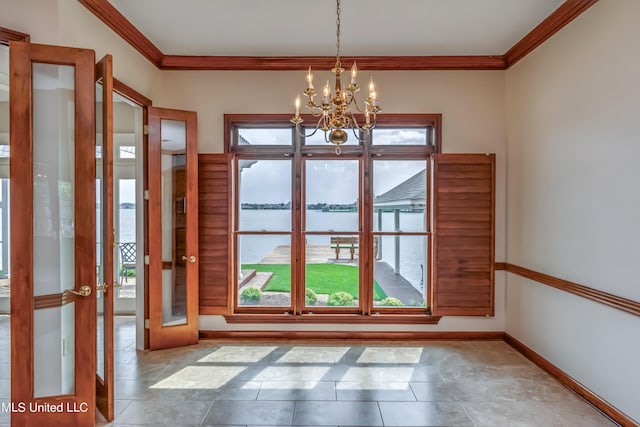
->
<box><xmin>159</xmin><ymin>69</ymin><xmax>508</xmax><ymax>332</ymax></box>
<box><xmin>505</xmin><ymin>0</ymin><xmax>640</xmax><ymax>422</ymax></box>
<box><xmin>3</xmin><ymin>0</ymin><xmax>161</xmax><ymax>100</ymax></box>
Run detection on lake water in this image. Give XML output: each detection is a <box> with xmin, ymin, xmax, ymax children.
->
<box><xmin>239</xmin><ymin>209</ymin><xmax>428</xmax><ymax>290</ymax></box>
<box><xmin>114</xmin><ymin>208</ymin><xmax>428</xmax><ymax>291</ymax></box>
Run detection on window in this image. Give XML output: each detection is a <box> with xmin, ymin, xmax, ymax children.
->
<box><xmin>227</xmin><ymin>114</ymin><xmax>441</xmax><ymax>316</ymax></box>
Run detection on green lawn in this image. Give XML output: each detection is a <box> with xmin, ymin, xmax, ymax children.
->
<box><xmin>241</xmin><ymin>263</ymin><xmax>387</xmax><ymax>300</ymax></box>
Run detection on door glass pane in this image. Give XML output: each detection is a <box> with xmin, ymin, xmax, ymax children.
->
<box><xmin>161</xmin><ymin>119</ymin><xmax>187</xmax><ymax>326</ymax></box>
<box><xmin>95</xmin><ymin>82</ymin><xmax>105</xmax><ymax>380</ymax></box>
<box><xmin>32</xmin><ymin>62</ymin><xmax>76</xmax><ymax>396</ymax></box>
<box><xmin>237</xmin><ymin>234</ymin><xmax>291</xmax><ymax>307</ymax></box>
<box><xmin>34</xmin><ymin>303</ymin><xmax>75</xmax><ymax>397</ymax></box>
<box><xmin>0</xmin><ymin>44</ymin><xmax>9</xmax><ymax>306</ymax></box>
<box><xmin>373</xmin><ymin>235</ymin><xmax>427</xmax><ymax>307</ymax></box>
<box><xmin>239</xmin><ymin>159</ymin><xmax>291</xmax><ymax>231</ymax></box>
<box><xmin>305</xmin><ymin>235</ymin><xmax>359</xmax><ymax>307</ymax></box>
<box><xmin>373</xmin><ymin>160</ymin><xmax>427</xmax><ymax>232</ymax></box>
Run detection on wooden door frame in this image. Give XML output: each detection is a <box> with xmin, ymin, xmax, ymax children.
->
<box><xmin>10</xmin><ymin>40</ymin><xmax>96</xmax><ymax>426</ymax></box>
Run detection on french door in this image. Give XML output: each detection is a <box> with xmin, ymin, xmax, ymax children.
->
<box><xmin>95</xmin><ymin>54</ymin><xmax>115</xmax><ymax>421</ymax></box>
<box><xmin>147</xmin><ymin>107</ymin><xmax>199</xmax><ymax>350</ymax></box>
<box><xmin>10</xmin><ymin>41</ymin><xmax>114</xmax><ymax>426</ymax></box>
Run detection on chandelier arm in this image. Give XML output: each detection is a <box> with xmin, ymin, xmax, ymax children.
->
<box><xmin>293</xmin><ymin>115</ymin><xmax>327</xmax><ymax>139</ymax></box>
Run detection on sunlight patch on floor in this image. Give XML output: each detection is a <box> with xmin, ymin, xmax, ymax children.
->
<box><xmin>150</xmin><ymin>366</ymin><xmax>245</xmax><ymax>389</ymax></box>
<box><xmin>357</xmin><ymin>347</ymin><xmax>423</xmax><ymax>364</ymax></box>
<box><xmin>276</xmin><ymin>346</ymin><xmax>350</xmax><ymax>364</ymax></box>
<box><xmin>198</xmin><ymin>345</ymin><xmax>277</xmax><ymax>363</ymax></box>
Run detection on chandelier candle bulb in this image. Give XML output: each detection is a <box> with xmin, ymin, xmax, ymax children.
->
<box><xmin>351</xmin><ymin>62</ymin><xmax>358</xmax><ymax>84</ymax></box>
<box><xmin>323</xmin><ymin>81</ymin><xmax>331</xmax><ymax>104</ymax></box>
<box><xmin>295</xmin><ymin>95</ymin><xmax>300</xmax><ymax>117</ymax></box>
<box><xmin>307</xmin><ymin>67</ymin><xmax>314</xmax><ymax>89</ymax></box>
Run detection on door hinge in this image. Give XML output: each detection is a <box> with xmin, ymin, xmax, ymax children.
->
<box><xmin>143</xmin><ymin>190</ymin><xmax>149</xmax><ymax>200</ymax></box>
<box><xmin>144</xmin><ymin>255</ymin><xmax>150</xmax><ymax>265</ymax></box>
<box><xmin>143</xmin><ymin>125</ymin><xmax>149</xmax><ymax>135</ymax></box>
<box><xmin>144</xmin><ymin>319</ymin><xmax>150</xmax><ymax>329</ymax></box>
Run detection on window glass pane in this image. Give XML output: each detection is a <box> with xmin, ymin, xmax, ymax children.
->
<box><xmin>303</xmin><ymin>127</ymin><xmax>359</xmax><ymax>145</ymax></box>
<box><xmin>238</xmin><ymin>234</ymin><xmax>291</xmax><ymax>307</ymax></box>
<box><xmin>305</xmin><ymin>160</ymin><xmax>359</xmax><ymax>231</ymax></box>
<box><xmin>305</xmin><ymin>235</ymin><xmax>359</xmax><ymax>308</ymax></box>
<box><xmin>239</xmin><ymin>159</ymin><xmax>291</xmax><ymax>231</ymax></box>
<box><xmin>372</xmin><ymin>128</ymin><xmax>428</xmax><ymax>145</ymax></box>
<box><xmin>119</xmin><ymin>146</ymin><xmax>136</xmax><ymax>158</ymax></box>
<box><xmin>238</xmin><ymin>128</ymin><xmax>292</xmax><ymax>146</ymax></box>
<box><xmin>373</xmin><ymin>160</ymin><xmax>427</xmax><ymax>232</ymax></box>
<box><xmin>374</xmin><ymin>235</ymin><xmax>427</xmax><ymax>307</ymax></box>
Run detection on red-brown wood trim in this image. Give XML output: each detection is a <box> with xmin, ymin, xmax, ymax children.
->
<box><xmin>494</xmin><ymin>262</ymin><xmax>507</xmax><ymax>271</ymax></box>
<box><xmin>113</xmin><ymin>78</ymin><xmax>152</xmax><ymax>107</ymax></box>
<box><xmin>0</xmin><ymin>26</ymin><xmax>30</xmax><ymax>44</ymax></box>
<box><xmin>78</xmin><ymin>1</ymin><xmax>598</xmax><ymax>71</ymax></box>
<box><xmin>505</xmin><ymin>0</ymin><xmax>600</xmax><ymax>68</ymax></box>
<box><xmin>77</xmin><ymin>0</ymin><xmax>163</xmax><ymax>67</ymax></box>
<box><xmin>160</xmin><ymin>55</ymin><xmax>506</xmax><ymax>71</ymax></box>
<box><xmin>223</xmin><ymin>314</ymin><xmax>441</xmax><ymax>325</ymax></box>
<box><xmin>33</xmin><ymin>293</ymin><xmax>75</xmax><ymax>310</ymax></box>
<box><xmin>505</xmin><ymin>333</ymin><xmax>636</xmax><ymax>427</ymax></box>
<box><xmin>200</xmin><ymin>330</ymin><xmax>503</xmax><ymax>341</ymax></box>
<box><xmin>505</xmin><ymin>263</ymin><xmax>640</xmax><ymax>317</ymax></box>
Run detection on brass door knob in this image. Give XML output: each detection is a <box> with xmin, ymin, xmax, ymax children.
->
<box><xmin>64</xmin><ymin>285</ymin><xmax>92</xmax><ymax>297</ymax></box>
<box><xmin>181</xmin><ymin>255</ymin><xmax>197</xmax><ymax>263</ymax></box>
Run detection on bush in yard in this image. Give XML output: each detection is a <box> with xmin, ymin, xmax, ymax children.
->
<box><xmin>305</xmin><ymin>288</ymin><xmax>318</xmax><ymax>305</ymax></box>
<box><xmin>240</xmin><ymin>286</ymin><xmax>262</xmax><ymax>304</ymax></box>
<box><xmin>379</xmin><ymin>297</ymin><xmax>404</xmax><ymax>306</ymax></box>
<box><xmin>327</xmin><ymin>291</ymin><xmax>354</xmax><ymax>306</ymax></box>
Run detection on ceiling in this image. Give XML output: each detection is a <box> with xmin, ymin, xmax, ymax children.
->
<box><xmin>79</xmin><ymin>0</ymin><xmax>600</xmax><ymax>70</ymax></box>
<box><xmin>109</xmin><ymin>0</ymin><xmax>564</xmax><ymax>57</ymax></box>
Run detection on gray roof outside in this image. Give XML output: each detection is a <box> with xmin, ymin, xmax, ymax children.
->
<box><xmin>374</xmin><ymin>168</ymin><xmax>426</xmax><ymax>208</ymax></box>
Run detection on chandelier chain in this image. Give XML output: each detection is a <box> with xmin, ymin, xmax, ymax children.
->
<box><xmin>291</xmin><ymin>0</ymin><xmax>381</xmax><ymax>153</ymax></box>
<box><xmin>336</xmin><ymin>0</ymin><xmax>341</xmax><ymax>67</ymax></box>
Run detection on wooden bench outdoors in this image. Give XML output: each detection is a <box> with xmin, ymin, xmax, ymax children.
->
<box><xmin>330</xmin><ymin>236</ymin><xmax>358</xmax><ymax>260</ymax></box>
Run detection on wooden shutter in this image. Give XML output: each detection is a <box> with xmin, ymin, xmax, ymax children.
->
<box><xmin>432</xmin><ymin>153</ymin><xmax>495</xmax><ymax>316</ymax></box>
<box><xmin>198</xmin><ymin>154</ymin><xmax>232</xmax><ymax>314</ymax></box>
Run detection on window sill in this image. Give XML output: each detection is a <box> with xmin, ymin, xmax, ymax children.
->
<box><xmin>223</xmin><ymin>313</ymin><xmax>442</xmax><ymax>325</ymax></box>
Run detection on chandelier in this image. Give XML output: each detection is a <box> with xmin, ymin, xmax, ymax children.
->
<box><xmin>290</xmin><ymin>0</ymin><xmax>381</xmax><ymax>155</ymax></box>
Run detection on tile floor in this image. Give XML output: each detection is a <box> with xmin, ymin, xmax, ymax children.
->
<box><xmin>0</xmin><ymin>315</ymin><xmax>618</xmax><ymax>426</ymax></box>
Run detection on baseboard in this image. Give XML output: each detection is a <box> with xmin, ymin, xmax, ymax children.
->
<box><xmin>504</xmin><ymin>333</ymin><xmax>637</xmax><ymax>427</ymax></box>
<box><xmin>199</xmin><ymin>330</ymin><xmax>505</xmax><ymax>341</ymax></box>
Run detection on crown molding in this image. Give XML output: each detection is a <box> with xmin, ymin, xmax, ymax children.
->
<box><xmin>80</xmin><ymin>0</ymin><xmax>599</xmax><ymax>71</ymax></box>
<box><xmin>505</xmin><ymin>0</ymin><xmax>599</xmax><ymax>67</ymax></box>
<box><xmin>160</xmin><ymin>55</ymin><xmax>505</xmax><ymax>71</ymax></box>
<box><xmin>78</xmin><ymin>0</ymin><xmax>163</xmax><ymax>67</ymax></box>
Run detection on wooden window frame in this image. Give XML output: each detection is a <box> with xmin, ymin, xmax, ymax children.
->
<box><xmin>225</xmin><ymin>114</ymin><xmax>441</xmax><ymax>321</ymax></box>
